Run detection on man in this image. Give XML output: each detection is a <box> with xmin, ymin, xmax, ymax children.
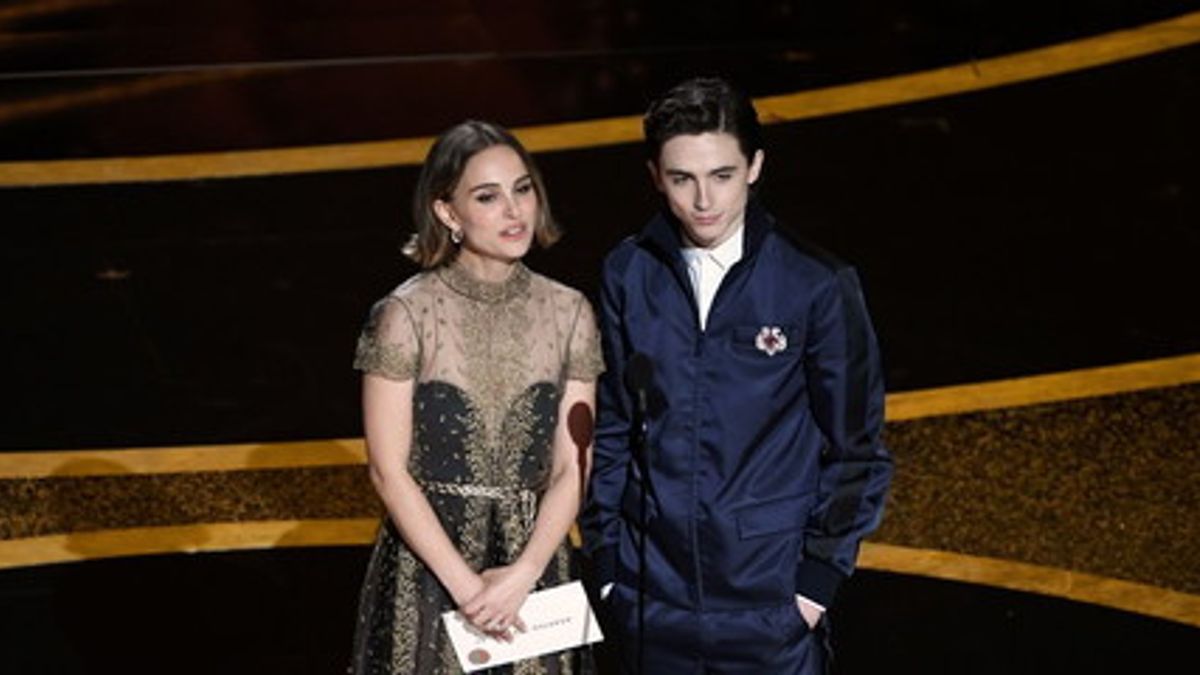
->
<box><xmin>581</xmin><ymin>76</ymin><xmax>893</xmax><ymax>673</ymax></box>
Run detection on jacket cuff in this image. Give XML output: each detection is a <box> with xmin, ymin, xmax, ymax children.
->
<box><xmin>795</xmin><ymin>558</ymin><xmax>846</xmax><ymax>608</ymax></box>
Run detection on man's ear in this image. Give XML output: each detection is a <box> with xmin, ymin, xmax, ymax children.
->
<box><xmin>647</xmin><ymin>160</ymin><xmax>664</xmax><ymax>192</ymax></box>
<box><xmin>748</xmin><ymin>149</ymin><xmax>765</xmax><ymax>185</ymax></box>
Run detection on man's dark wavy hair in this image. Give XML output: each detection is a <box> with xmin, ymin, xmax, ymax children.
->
<box><xmin>643</xmin><ymin>76</ymin><xmax>762</xmax><ymax>164</ymax></box>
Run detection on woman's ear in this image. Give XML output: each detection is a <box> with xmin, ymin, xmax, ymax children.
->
<box><xmin>432</xmin><ymin>199</ymin><xmax>457</xmax><ymax>230</ymax></box>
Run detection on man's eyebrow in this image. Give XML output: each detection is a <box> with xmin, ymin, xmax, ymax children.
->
<box><xmin>664</xmin><ymin>166</ymin><xmax>738</xmax><ymax>177</ymax></box>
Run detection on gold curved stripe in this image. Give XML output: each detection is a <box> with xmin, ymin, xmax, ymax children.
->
<box><xmin>1</xmin><ymin>352</ymin><xmax>1195</xmax><ymax>478</ymax></box>
<box><xmin>754</xmin><ymin>10</ymin><xmax>1200</xmax><ymax>123</ymax></box>
<box><xmin>857</xmin><ymin>542</ymin><xmax>1200</xmax><ymax>629</ymax></box>
<box><xmin>886</xmin><ymin>352</ymin><xmax>1200</xmax><ymax>421</ymax></box>
<box><xmin>0</xmin><ymin>519</ymin><xmax>379</xmax><ymax>570</ymax></box>
<box><xmin>1</xmin><ymin>11</ymin><xmax>1198</xmax><ymax>186</ymax></box>
<box><xmin>0</xmin><ymin>521</ymin><xmax>1195</xmax><ymax>627</ymax></box>
<box><xmin>0</xmin><ymin>437</ymin><xmax>366</xmax><ymax>479</ymax></box>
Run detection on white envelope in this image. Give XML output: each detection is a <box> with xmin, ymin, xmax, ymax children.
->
<box><xmin>442</xmin><ymin>580</ymin><xmax>604</xmax><ymax>672</ymax></box>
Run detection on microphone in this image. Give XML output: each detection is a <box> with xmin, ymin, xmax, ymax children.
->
<box><xmin>623</xmin><ymin>352</ymin><xmax>655</xmax><ymax>468</ymax></box>
<box><xmin>624</xmin><ymin>352</ymin><xmax>654</xmax><ymax>418</ymax></box>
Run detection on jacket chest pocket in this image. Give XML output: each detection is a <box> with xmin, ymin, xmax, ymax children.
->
<box><xmin>730</xmin><ymin>324</ymin><xmax>802</xmax><ymax>362</ymax></box>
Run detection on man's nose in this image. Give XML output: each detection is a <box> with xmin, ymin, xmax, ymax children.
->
<box><xmin>694</xmin><ymin>182</ymin><xmax>711</xmax><ymax>210</ymax></box>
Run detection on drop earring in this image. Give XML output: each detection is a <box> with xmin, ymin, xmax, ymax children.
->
<box><xmin>450</xmin><ymin>229</ymin><xmax>463</xmax><ymax>245</ymax></box>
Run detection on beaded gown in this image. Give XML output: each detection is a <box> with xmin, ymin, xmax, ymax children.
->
<box><xmin>350</xmin><ymin>262</ymin><xmax>604</xmax><ymax>675</ymax></box>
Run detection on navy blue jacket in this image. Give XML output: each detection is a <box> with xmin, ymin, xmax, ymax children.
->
<box><xmin>581</xmin><ymin>200</ymin><xmax>893</xmax><ymax>611</ymax></box>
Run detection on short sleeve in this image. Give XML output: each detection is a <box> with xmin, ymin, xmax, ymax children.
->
<box><xmin>565</xmin><ymin>295</ymin><xmax>605</xmax><ymax>381</ymax></box>
<box><xmin>353</xmin><ymin>297</ymin><xmax>420</xmax><ymax>381</ymax></box>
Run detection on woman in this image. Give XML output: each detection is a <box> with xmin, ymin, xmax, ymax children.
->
<box><xmin>349</xmin><ymin>120</ymin><xmax>603</xmax><ymax>674</ymax></box>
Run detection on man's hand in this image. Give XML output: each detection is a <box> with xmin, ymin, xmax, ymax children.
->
<box><xmin>796</xmin><ymin>595</ymin><xmax>825</xmax><ymax>629</ymax></box>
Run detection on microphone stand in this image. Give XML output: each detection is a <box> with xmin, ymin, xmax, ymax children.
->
<box><xmin>633</xmin><ymin>387</ymin><xmax>649</xmax><ymax>675</ymax></box>
<box><xmin>624</xmin><ymin>353</ymin><xmax>654</xmax><ymax>675</ymax></box>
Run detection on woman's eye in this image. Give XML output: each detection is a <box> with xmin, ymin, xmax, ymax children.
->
<box><xmin>516</xmin><ymin>182</ymin><xmax>534</xmax><ymax>195</ymax></box>
<box><xmin>475</xmin><ymin>192</ymin><xmax>497</xmax><ymax>204</ymax></box>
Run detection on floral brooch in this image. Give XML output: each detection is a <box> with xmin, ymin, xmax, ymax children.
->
<box><xmin>755</xmin><ymin>326</ymin><xmax>788</xmax><ymax>356</ymax></box>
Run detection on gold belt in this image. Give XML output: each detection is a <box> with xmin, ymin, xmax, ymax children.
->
<box><xmin>419</xmin><ymin>479</ymin><xmax>538</xmax><ymax>533</ymax></box>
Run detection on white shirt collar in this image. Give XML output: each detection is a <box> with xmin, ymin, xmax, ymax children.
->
<box><xmin>682</xmin><ymin>222</ymin><xmax>744</xmax><ymax>271</ymax></box>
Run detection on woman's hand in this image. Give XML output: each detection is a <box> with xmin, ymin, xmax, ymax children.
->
<box><xmin>459</xmin><ymin>561</ymin><xmax>540</xmax><ymax>641</ymax></box>
<box><xmin>448</xmin><ymin>573</ymin><xmax>485</xmax><ymax>610</ymax></box>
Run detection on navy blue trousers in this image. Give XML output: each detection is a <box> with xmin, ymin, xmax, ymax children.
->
<box><xmin>601</xmin><ymin>583</ymin><xmax>830</xmax><ymax>674</ymax></box>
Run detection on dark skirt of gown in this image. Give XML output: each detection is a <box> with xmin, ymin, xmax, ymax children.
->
<box><xmin>348</xmin><ymin>381</ymin><xmax>595</xmax><ymax>675</ymax></box>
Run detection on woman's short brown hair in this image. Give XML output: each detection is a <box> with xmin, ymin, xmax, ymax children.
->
<box><xmin>403</xmin><ymin>120</ymin><xmax>560</xmax><ymax>268</ymax></box>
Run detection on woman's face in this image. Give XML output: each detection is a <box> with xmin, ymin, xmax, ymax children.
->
<box><xmin>434</xmin><ymin>144</ymin><xmax>538</xmax><ymax>265</ymax></box>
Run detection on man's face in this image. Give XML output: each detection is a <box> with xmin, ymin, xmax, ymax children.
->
<box><xmin>650</xmin><ymin>132</ymin><xmax>764</xmax><ymax>249</ymax></box>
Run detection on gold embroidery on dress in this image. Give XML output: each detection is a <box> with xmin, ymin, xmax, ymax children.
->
<box><xmin>564</xmin><ymin>297</ymin><xmax>605</xmax><ymax>383</ymax></box>
<box><xmin>391</xmin><ymin>539</ymin><xmax>419</xmax><ymax>672</ymax></box>
<box><xmin>449</xmin><ymin>263</ymin><xmax>539</xmax><ymax>576</ymax></box>
<box><xmin>353</xmin><ymin>296</ymin><xmax>422</xmax><ymax>381</ymax></box>
<box><xmin>355</xmin><ymin>336</ymin><xmax>420</xmax><ymax>381</ymax></box>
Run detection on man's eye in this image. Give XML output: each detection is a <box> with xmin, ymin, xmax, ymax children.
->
<box><xmin>715</xmin><ymin>173</ymin><xmax>733</xmax><ymax>182</ymax></box>
<box><xmin>671</xmin><ymin>176</ymin><xmax>689</xmax><ymax>186</ymax></box>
